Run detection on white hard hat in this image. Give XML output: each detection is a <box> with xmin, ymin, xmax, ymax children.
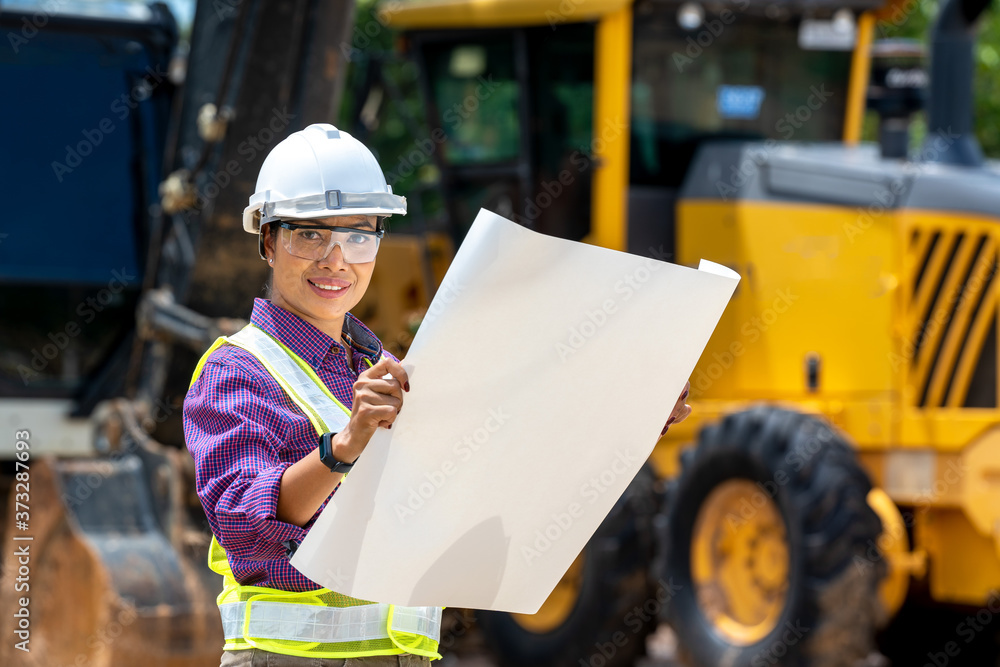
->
<box><xmin>243</xmin><ymin>123</ymin><xmax>405</xmax><ymax>235</ymax></box>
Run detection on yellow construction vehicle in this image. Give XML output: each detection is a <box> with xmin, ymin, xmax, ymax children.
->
<box><xmin>8</xmin><ymin>0</ymin><xmax>1000</xmax><ymax>663</ymax></box>
<box><xmin>376</xmin><ymin>0</ymin><xmax>1000</xmax><ymax>665</ymax></box>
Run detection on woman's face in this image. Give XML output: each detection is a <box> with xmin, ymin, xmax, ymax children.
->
<box><xmin>262</xmin><ymin>214</ymin><xmax>378</xmax><ymax>329</ymax></box>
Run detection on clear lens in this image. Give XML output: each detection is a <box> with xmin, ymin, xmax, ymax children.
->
<box><xmin>280</xmin><ymin>225</ymin><xmax>380</xmax><ymax>263</ymax></box>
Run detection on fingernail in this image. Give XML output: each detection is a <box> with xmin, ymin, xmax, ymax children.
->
<box><xmin>404</xmin><ymin>381</ymin><xmax>410</xmax><ymax>392</ymax></box>
<box><xmin>660</xmin><ymin>425</ymin><xmax>669</xmax><ymax>436</ymax></box>
<box><xmin>387</xmin><ymin>424</ymin><xmax>392</xmax><ymax>429</ymax></box>
<box><xmin>681</xmin><ymin>389</ymin><xmax>689</xmax><ymax>401</ymax></box>
<box><xmin>667</xmin><ymin>416</ymin><xmax>676</xmax><ymax>425</ymax></box>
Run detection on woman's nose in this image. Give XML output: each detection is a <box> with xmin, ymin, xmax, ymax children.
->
<box><xmin>317</xmin><ymin>241</ymin><xmax>348</xmax><ymax>266</ymax></box>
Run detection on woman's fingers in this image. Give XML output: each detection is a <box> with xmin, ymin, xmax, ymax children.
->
<box><xmin>353</xmin><ymin>365</ymin><xmax>405</xmax><ymax>434</ymax></box>
<box><xmin>356</xmin><ymin>393</ymin><xmax>403</xmax><ymax>417</ymax></box>
<box><xmin>661</xmin><ymin>382</ymin><xmax>694</xmax><ymax>436</ymax></box>
<box><xmin>672</xmin><ymin>403</ymin><xmax>692</xmax><ymax>424</ymax></box>
<box><xmin>365</xmin><ymin>357</ymin><xmax>410</xmax><ymax>392</ymax></box>
<box><xmin>356</xmin><ymin>402</ymin><xmax>401</xmax><ymax>431</ymax></box>
<box><xmin>363</xmin><ymin>378</ymin><xmax>404</xmax><ymax>403</ymax></box>
<box><xmin>669</xmin><ymin>382</ymin><xmax>691</xmax><ymax>419</ymax></box>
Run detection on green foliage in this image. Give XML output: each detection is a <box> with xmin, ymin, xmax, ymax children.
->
<box><xmin>974</xmin><ymin>8</ymin><xmax>1000</xmax><ymax>156</ymax></box>
<box><xmin>344</xmin><ymin>0</ymin><xmax>1000</xmax><ymax>206</ymax></box>
<box><xmin>337</xmin><ymin>0</ymin><xmax>444</xmax><ymax>230</ymax></box>
<box><xmin>868</xmin><ymin>0</ymin><xmax>1000</xmax><ymax>157</ymax></box>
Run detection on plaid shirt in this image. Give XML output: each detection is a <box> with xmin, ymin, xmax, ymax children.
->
<box><xmin>183</xmin><ymin>298</ymin><xmax>398</xmax><ymax>591</ymax></box>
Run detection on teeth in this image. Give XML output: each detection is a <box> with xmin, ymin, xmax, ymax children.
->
<box><xmin>311</xmin><ymin>281</ymin><xmax>345</xmax><ymax>291</ymax></box>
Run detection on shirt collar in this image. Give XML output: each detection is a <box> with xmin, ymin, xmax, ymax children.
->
<box><xmin>249</xmin><ymin>298</ymin><xmax>383</xmax><ymax>370</ymax></box>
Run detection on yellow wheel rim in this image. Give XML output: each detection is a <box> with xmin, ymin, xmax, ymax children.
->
<box><xmin>511</xmin><ymin>552</ymin><xmax>585</xmax><ymax>633</ymax></box>
<box><xmin>691</xmin><ymin>479</ymin><xmax>790</xmax><ymax>645</ymax></box>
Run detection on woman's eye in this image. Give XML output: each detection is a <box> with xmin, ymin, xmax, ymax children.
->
<box><xmin>299</xmin><ymin>230</ymin><xmax>322</xmax><ymax>241</ymax></box>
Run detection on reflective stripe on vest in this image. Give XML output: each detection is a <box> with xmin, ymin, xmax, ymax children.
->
<box><xmin>220</xmin><ymin>601</ymin><xmax>442</xmax><ymax>643</ymax></box>
<box><xmin>190</xmin><ymin>323</ymin><xmax>442</xmax><ymax>660</ymax></box>
<box><xmin>227</xmin><ymin>324</ymin><xmax>352</xmax><ymax>435</ymax></box>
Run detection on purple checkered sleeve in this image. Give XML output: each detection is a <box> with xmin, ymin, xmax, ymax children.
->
<box><xmin>183</xmin><ymin>298</ymin><xmax>398</xmax><ymax>591</ymax></box>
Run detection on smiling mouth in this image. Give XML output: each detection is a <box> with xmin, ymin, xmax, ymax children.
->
<box><xmin>308</xmin><ymin>280</ymin><xmax>347</xmax><ymax>292</ymax></box>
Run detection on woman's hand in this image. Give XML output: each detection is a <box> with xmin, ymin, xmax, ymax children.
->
<box><xmin>277</xmin><ymin>357</ymin><xmax>409</xmax><ymax>527</ymax></box>
<box><xmin>660</xmin><ymin>381</ymin><xmax>691</xmax><ymax>436</ymax></box>
<box><xmin>335</xmin><ymin>357</ymin><xmax>410</xmax><ymax>462</ymax></box>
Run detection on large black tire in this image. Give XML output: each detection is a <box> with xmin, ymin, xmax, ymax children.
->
<box><xmin>478</xmin><ymin>464</ymin><xmax>662</xmax><ymax>667</ymax></box>
<box><xmin>659</xmin><ymin>406</ymin><xmax>885</xmax><ymax>667</ymax></box>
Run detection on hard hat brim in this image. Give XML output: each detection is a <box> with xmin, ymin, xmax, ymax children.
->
<box><xmin>243</xmin><ymin>195</ymin><xmax>406</xmax><ymax>233</ymax></box>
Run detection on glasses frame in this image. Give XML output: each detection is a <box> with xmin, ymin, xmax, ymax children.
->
<box><xmin>275</xmin><ymin>220</ymin><xmax>385</xmax><ymax>263</ymax></box>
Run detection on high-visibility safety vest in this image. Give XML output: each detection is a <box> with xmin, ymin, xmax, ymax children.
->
<box><xmin>190</xmin><ymin>323</ymin><xmax>443</xmax><ymax>660</ymax></box>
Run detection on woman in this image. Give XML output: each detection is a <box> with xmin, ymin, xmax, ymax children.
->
<box><xmin>184</xmin><ymin>124</ymin><xmax>690</xmax><ymax>666</ymax></box>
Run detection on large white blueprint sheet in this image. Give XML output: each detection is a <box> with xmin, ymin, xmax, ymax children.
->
<box><xmin>292</xmin><ymin>209</ymin><xmax>739</xmax><ymax>613</ymax></box>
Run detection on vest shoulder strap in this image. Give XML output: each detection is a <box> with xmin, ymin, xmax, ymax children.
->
<box><xmin>191</xmin><ymin>324</ymin><xmax>352</xmax><ymax>435</ymax></box>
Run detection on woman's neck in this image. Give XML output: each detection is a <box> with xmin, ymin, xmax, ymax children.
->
<box><xmin>270</xmin><ymin>293</ymin><xmax>347</xmax><ymax>349</ymax></box>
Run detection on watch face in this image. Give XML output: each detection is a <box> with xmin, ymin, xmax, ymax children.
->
<box><xmin>319</xmin><ymin>432</ymin><xmax>338</xmax><ymax>470</ymax></box>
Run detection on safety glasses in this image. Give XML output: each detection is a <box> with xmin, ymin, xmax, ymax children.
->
<box><xmin>276</xmin><ymin>221</ymin><xmax>384</xmax><ymax>263</ymax></box>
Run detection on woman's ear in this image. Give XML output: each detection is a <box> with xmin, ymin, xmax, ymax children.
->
<box><xmin>261</xmin><ymin>222</ymin><xmax>275</xmax><ymax>264</ymax></box>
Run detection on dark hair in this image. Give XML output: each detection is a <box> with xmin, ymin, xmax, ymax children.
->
<box><xmin>268</xmin><ymin>219</ymin><xmax>280</xmax><ymax>247</ymax></box>
<box><xmin>271</xmin><ymin>221</ymin><xmax>280</xmax><ymax>296</ymax></box>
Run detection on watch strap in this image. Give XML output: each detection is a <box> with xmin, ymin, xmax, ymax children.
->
<box><xmin>318</xmin><ymin>431</ymin><xmax>354</xmax><ymax>473</ymax></box>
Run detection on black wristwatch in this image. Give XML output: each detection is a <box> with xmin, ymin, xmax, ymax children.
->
<box><xmin>318</xmin><ymin>431</ymin><xmax>355</xmax><ymax>474</ymax></box>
